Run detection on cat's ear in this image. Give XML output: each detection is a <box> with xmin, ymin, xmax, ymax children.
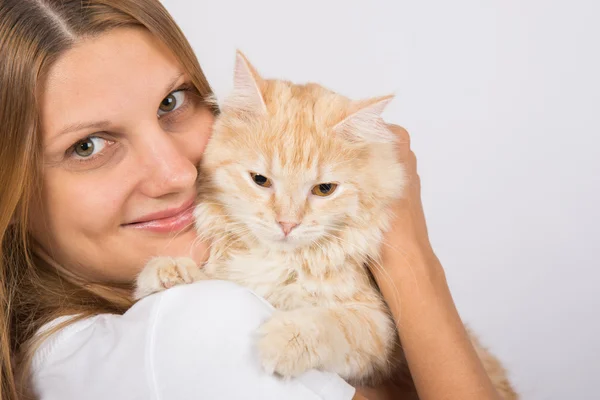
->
<box><xmin>221</xmin><ymin>50</ymin><xmax>267</xmax><ymax>114</ymax></box>
<box><xmin>333</xmin><ymin>95</ymin><xmax>396</xmax><ymax>143</ymax></box>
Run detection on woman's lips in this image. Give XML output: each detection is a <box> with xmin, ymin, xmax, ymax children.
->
<box><xmin>125</xmin><ymin>199</ymin><xmax>196</xmax><ymax>233</ymax></box>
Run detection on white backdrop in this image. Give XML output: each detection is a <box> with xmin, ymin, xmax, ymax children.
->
<box><xmin>162</xmin><ymin>1</ymin><xmax>600</xmax><ymax>398</ymax></box>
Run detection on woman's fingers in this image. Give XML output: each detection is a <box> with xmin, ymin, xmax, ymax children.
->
<box><xmin>387</xmin><ymin>124</ymin><xmax>411</xmax><ymax>159</ymax></box>
<box><xmin>387</xmin><ymin>123</ymin><xmax>410</xmax><ymax>144</ymax></box>
<box><xmin>387</xmin><ymin>124</ymin><xmax>419</xmax><ymax>187</ymax></box>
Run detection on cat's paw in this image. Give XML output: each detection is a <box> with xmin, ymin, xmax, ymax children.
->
<box><xmin>134</xmin><ymin>256</ymin><xmax>207</xmax><ymax>300</ymax></box>
<box><xmin>257</xmin><ymin>312</ymin><xmax>320</xmax><ymax>378</ymax></box>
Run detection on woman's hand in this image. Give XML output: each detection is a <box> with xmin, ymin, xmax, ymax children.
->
<box><xmin>378</xmin><ymin>124</ymin><xmax>439</xmax><ymax>277</ymax></box>
<box><xmin>354</xmin><ymin>123</ymin><xmax>434</xmax><ymax>400</ymax></box>
<box><xmin>356</xmin><ymin>125</ymin><xmax>502</xmax><ymax>400</ymax></box>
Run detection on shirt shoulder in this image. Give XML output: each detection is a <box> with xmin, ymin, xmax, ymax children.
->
<box><xmin>31</xmin><ymin>280</ymin><xmax>355</xmax><ymax>400</ymax></box>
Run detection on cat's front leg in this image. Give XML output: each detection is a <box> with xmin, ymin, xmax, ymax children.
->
<box><xmin>134</xmin><ymin>256</ymin><xmax>208</xmax><ymax>300</ymax></box>
<box><xmin>257</xmin><ymin>303</ymin><xmax>395</xmax><ymax>382</ymax></box>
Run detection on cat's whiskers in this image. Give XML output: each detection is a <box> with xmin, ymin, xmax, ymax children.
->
<box><xmin>309</xmin><ymin>238</ymin><xmax>326</xmax><ymax>255</ymax></box>
<box><xmin>192</xmin><ymin>219</ymin><xmax>252</xmax><ymax>254</ymax></box>
<box><xmin>162</xmin><ymin>219</ymin><xmax>200</xmax><ymax>250</ymax></box>
<box><xmin>192</xmin><ymin>220</ymin><xmax>248</xmax><ymax>243</ymax></box>
<box><xmin>209</xmin><ymin>226</ymin><xmax>251</xmax><ymax>248</ymax></box>
<box><xmin>202</xmin><ymin>232</ymin><xmax>249</xmax><ymax>263</ymax></box>
<box><xmin>211</xmin><ymin>236</ymin><xmax>246</xmax><ymax>258</ymax></box>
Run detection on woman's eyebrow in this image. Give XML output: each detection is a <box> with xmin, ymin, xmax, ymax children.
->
<box><xmin>57</xmin><ymin>120</ymin><xmax>111</xmax><ymax>138</ymax></box>
<box><xmin>163</xmin><ymin>71</ymin><xmax>186</xmax><ymax>95</ymax></box>
<box><xmin>55</xmin><ymin>72</ymin><xmax>186</xmax><ymax>138</ymax></box>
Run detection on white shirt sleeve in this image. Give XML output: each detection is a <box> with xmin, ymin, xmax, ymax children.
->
<box><xmin>30</xmin><ymin>280</ymin><xmax>355</xmax><ymax>400</ymax></box>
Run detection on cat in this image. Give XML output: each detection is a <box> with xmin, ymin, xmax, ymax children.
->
<box><xmin>135</xmin><ymin>51</ymin><xmax>517</xmax><ymax>398</ymax></box>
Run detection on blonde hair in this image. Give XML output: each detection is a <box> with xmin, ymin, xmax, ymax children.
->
<box><xmin>0</xmin><ymin>0</ymin><xmax>216</xmax><ymax>397</ymax></box>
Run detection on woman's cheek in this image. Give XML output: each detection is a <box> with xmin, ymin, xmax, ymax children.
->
<box><xmin>181</xmin><ymin>108</ymin><xmax>214</xmax><ymax>163</ymax></box>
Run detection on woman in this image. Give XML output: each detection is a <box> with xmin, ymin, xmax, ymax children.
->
<box><xmin>0</xmin><ymin>0</ymin><xmax>503</xmax><ymax>399</ymax></box>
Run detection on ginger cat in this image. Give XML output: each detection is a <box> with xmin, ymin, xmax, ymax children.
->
<box><xmin>136</xmin><ymin>51</ymin><xmax>517</xmax><ymax>398</ymax></box>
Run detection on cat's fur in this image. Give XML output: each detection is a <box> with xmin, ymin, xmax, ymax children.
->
<box><xmin>136</xmin><ymin>51</ymin><xmax>517</xmax><ymax>398</ymax></box>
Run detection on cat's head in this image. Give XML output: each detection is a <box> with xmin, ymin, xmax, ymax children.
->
<box><xmin>200</xmin><ymin>51</ymin><xmax>405</xmax><ymax>252</ymax></box>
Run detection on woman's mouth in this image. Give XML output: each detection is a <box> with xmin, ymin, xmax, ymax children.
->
<box><xmin>124</xmin><ymin>198</ymin><xmax>196</xmax><ymax>234</ymax></box>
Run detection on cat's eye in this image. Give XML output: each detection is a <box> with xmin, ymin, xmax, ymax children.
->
<box><xmin>311</xmin><ymin>183</ymin><xmax>338</xmax><ymax>197</ymax></box>
<box><xmin>158</xmin><ymin>90</ymin><xmax>186</xmax><ymax>116</ymax></box>
<box><xmin>250</xmin><ymin>172</ymin><xmax>272</xmax><ymax>188</ymax></box>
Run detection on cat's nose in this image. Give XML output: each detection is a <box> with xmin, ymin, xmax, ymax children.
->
<box><xmin>278</xmin><ymin>221</ymin><xmax>298</xmax><ymax>236</ymax></box>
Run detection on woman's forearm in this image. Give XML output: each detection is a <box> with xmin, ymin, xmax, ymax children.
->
<box><xmin>367</xmin><ymin>125</ymin><xmax>501</xmax><ymax>399</ymax></box>
<box><xmin>378</xmin><ymin>248</ymin><xmax>501</xmax><ymax>400</ymax></box>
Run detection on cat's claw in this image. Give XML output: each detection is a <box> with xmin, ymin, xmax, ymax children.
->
<box><xmin>257</xmin><ymin>313</ymin><xmax>317</xmax><ymax>378</ymax></box>
<box><xmin>134</xmin><ymin>256</ymin><xmax>207</xmax><ymax>300</ymax></box>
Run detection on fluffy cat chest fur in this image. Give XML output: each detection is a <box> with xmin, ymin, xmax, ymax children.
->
<box><xmin>204</xmin><ymin>241</ymin><xmax>380</xmax><ymax>311</ymax></box>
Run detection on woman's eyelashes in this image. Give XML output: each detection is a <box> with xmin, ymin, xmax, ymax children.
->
<box><xmin>157</xmin><ymin>89</ymin><xmax>187</xmax><ymax>117</ymax></box>
<box><xmin>157</xmin><ymin>83</ymin><xmax>200</xmax><ymax>126</ymax></box>
<box><xmin>62</xmin><ymin>134</ymin><xmax>119</xmax><ymax>170</ymax></box>
<box><xmin>70</xmin><ymin>136</ymin><xmax>114</xmax><ymax>160</ymax></box>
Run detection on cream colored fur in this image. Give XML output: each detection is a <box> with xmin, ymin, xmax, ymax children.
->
<box><xmin>136</xmin><ymin>51</ymin><xmax>517</xmax><ymax>397</ymax></box>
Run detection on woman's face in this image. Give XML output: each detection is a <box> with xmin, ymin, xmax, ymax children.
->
<box><xmin>29</xmin><ymin>27</ymin><xmax>213</xmax><ymax>283</ymax></box>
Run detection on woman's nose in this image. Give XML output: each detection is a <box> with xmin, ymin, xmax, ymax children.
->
<box><xmin>135</xmin><ymin>127</ymin><xmax>198</xmax><ymax>198</ymax></box>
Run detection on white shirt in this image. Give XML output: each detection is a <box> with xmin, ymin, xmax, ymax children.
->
<box><xmin>30</xmin><ymin>280</ymin><xmax>355</xmax><ymax>400</ymax></box>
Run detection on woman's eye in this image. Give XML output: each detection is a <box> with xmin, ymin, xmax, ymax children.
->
<box><xmin>73</xmin><ymin>137</ymin><xmax>107</xmax><ymax>158</ymax></box>
<box><xmin>158</xmin><ymin>90</ymin><xmax>186</xmax><ymax>116</ymax></box>
<box><xmin>311</xmin><ymin>183</ymin><xmax>338</xmax><ymax>197</ymax></box>
<box><xmin>250</xmin><ymin>172</ymin><xmax>272</xmax><ymax>188</ymax></box>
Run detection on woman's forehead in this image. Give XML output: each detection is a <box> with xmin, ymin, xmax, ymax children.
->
<box><xmin>40</xmin><ymin>27</ymin><xmax>185</xmax><ymax>140</ymax></box>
